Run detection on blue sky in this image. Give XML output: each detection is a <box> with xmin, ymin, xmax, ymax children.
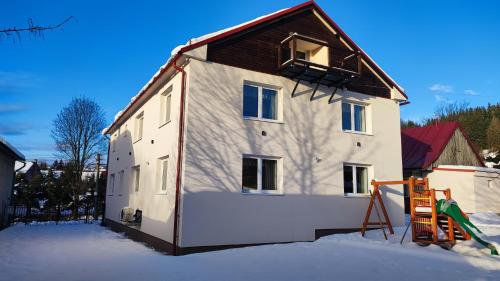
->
<box><xmin>1</xmin><ymin>0</ymin><xmax>499</xmax><ymax>161</ymax></box>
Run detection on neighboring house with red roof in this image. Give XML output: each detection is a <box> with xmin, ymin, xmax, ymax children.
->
<box><xmin>402</xmin><ymin>121</ymin><xmax>484</xmax><ymax>178</ymax></box>
<box><xmin>103</xmin><ymin>1</ymin><xmax>408</xmax><ymax>254</ymax></box>
<box><xmin>401</xmin><ymin>122</ymin><xmax>485</xmax><ymax>213</ymax></box>
<box><xmin>0</xmin><ymin>137</ymin><xmax>25</xmax><ymax>228</ymax></box>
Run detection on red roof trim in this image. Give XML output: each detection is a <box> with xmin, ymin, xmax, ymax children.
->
<box><xmin>104</xmin><ymin>53</ymin><xmax>181</xmax><ymax>134</ymax></box>
<box><xmin>433</xmin><ymin>167</ymin><xmax>476</xmax><ymax>173</ymax></box>
<box><xmin>181</xmin><ymin>0</ymin><xmax>406</xmax><ymax>98</ymax></box>
<box><xmin>180</xmin><ymin>1</ymin><xmax>315</xmax><ymax>53</ymax></box>
<box><xmin>106</xmin><ymin>0</ymin><xmax>407</xmax><ymax>134</ymax></box>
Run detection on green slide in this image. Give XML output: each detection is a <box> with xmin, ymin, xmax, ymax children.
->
<box><xmin>436</xmin><ymin>199</ymin><xmax>498</xmax><ymax>256</ymax></box>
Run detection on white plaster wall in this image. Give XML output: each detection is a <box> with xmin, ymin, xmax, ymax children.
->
<box><xmin>428</xmin><ymin>170</ymin><xmax>476</xmax><ymax>213</ymax></box>
<box><xmin>474</xmin><ymin>172</ymin><xmax>500</xmax><ymax>213</ymax></box>
<box><xmin>105</xmin><ymin>71</ymin><xmax>183</xmax><ymax>243</ymax></box>
<box><xmin>180</xmin><ymin>60</ymin><xmax>404</xmax><ymax>247</ymax></box>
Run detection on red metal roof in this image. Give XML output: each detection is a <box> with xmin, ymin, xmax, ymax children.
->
<box><xmin>401</xmin><ymin>121</ymin><xmax>484</xmax><ymax>169</ymax></box>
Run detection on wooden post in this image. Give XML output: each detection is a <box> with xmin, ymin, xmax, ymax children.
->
<box><xmin>409</xmin><ymin>176</ymin><xmax>416</xmax><ymax>242</ymax></box>
<box><xmin>430</xmin><ymin>189</ymin><xmax>438</xmax><ymax>243</ymax></box>
<box><xmin>445</xmin><ymin>188</ymin><xmax>455</xmax><ymax>242</ymax></box>
<box><xmin>376</xmin><ymin>189</ymin><xmax>394</xmax><ymax>235</ymax></box>
<box><xmin>361</xmin><ymin>181</ymin><xmax>377</xmax><ymax>236</ymax></box>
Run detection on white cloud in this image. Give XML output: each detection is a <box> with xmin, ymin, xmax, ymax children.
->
<box><xmin>434</xmin><ymin>94</ymin><xmax>446</xmax><ymax>102</ymax></box>
<box><xmin>464</xmin><ymin>89</ymin><xmax>479</xmax><ymax>96</ymax></box>
<box><xmin>0</xmin><ymin>104</ymin><xmax>26</xmax><ymax>114</ymax></box>
<box><xmin>429</xmin><ymin>84</ymin><xmax>454</xmax><ymax>93</ymax></box>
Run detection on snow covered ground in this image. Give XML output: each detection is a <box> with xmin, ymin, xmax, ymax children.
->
<box><xmin>0</xmin><ymin>214</ymin><xmax>499</xmax><ymax>281</ymax></box>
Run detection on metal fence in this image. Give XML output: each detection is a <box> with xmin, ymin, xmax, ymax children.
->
<box><xmin>6</xmin><ymin>204</ymin><xmax>100</xmax><ymax>225</ymax></box>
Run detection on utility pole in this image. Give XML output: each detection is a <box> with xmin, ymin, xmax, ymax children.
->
<box><xmin>94</xmin><ymin>153</ymin><xmax>100</xmax><ymax>221</ymax></box>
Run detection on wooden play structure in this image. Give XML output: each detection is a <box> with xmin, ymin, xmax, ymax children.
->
<box><xmin>361</xmin><ymin>177</ymin><xmax>471</xmax><ymax>245</ymax></box>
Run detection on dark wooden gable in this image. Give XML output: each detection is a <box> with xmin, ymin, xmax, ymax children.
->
<box><xmin>207</xmin><ymin>9</ymin><xmax>391</xmax><ymax>98</ymax></box>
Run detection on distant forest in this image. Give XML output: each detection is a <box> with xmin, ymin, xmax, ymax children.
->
<box><xmin>401</xmin><ymin>102</ymin><xmax>500</xmax><ymax>154</ymax></box>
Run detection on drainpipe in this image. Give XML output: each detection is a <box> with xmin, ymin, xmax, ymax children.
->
<box><xmin>172</xmin><ymin>58</ymin><xmax>187</xmax><ymax>256</ymax></box>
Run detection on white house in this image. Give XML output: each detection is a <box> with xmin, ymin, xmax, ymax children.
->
<box><xmin>103</xmin><ymin>1</ymin><xmax>408</xmax><ymax>255</ymax></box>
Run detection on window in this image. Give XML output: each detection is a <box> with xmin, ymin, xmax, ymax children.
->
<box><xmin>160</xmin><ymin>86</ymin><xmax>172</xmax><ymax>126</ymax></box>
<box><xmin>242</xmin><ymin>156</ymin><xmax>280</xmax><ymax>194</ymax></box>
<box><xmin>243</xmin><ymin>84</ymin><xmax>279</xmax><ymax>121</ymax></box>
<box><xmin>112</xmin><ymin>133</ymin><xmax>118</xmax><ymax>153</ymax></box>
<box><xmin>135</xmin><ymin>112</ymin><xmax>144</xmax><ymax>141</ymax></box>
<box><xmin>342</xmin><ymin>102</ymin><xmax>366</xmax><ymax>133</ymax></box>
<box><xmin>158</xmin><ymin>156</ymin><xmax>169</xmax><ymax>193</ymax></box>
<box><xmin>118</xmin><ymin>170</ymin><xmax>124</xmax><ymax>195</ymax></box>
<box><xmin>344</xmin><ymin>164</ymin><xmax>369</xmax><ymax>195</ymax></box>
<box><xmin>108</xmin><ymin>174</ymin><xmax>115</xmax><ymax>195</ymax></box>
<box><xmin>132</xmin><ymin>166</ymin><xmax>140</xmax><ymax>192</ymax></box>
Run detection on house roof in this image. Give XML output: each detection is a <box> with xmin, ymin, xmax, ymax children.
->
<box><xmin>104</xmin><ymin>0</ymin><xmax>407</xmax><ymax>134</ymax></box>
<box><xmin>401</xmin><ymin>121</ymin><xmax>484</xmax><ymax>169</ymax></box>
<box><xmin>0</xmin><ymin>136</ymin><xmax>25</xmax><ymax>161</ymax></box>
<box><xmin>15</xmin><ymin>161</ymin><xmax>33</xmax><ymax>173</ymax></box>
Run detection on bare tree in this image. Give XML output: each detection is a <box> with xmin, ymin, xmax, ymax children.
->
<box><xmin>51</xmin><ymin>97</ymin><xmax>106</xmax><ymax>219</ymax></box>
<box><xmin>0</xmin><ymin>17</ymin><xmax>73</xmax><ymax>41</ymax></box>
<box><xmin>434</xmin><ymin>100</ymin><xmax>470</xmax><ymax>119</ymax></box>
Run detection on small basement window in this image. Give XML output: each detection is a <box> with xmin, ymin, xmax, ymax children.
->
<box><xmin>344</xmin><ymin>164</ymin><xmax>370</xmax><ymax>196</ymax></box>
<box><xmin>242</xmin><ymin>156</ymin><xmax>281</xmax><ymax>194</ymax></box>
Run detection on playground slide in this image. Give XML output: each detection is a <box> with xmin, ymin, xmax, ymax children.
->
<box><xmin>436</xmin><ymin>199</ymin><xmax>498</xmax><ymax>256</ymax></box>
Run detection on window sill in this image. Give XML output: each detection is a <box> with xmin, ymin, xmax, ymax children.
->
<box><xmin>155</xmin><ymin>192</ymin><xmax>168</xmax><ymax>195</ymax></box>
<box><xmin>344</xmin><ymin>193</ymin><xmax>370</xmax><ymax>198</ymax></box>
<box><xmin>159</xmin><ymin>120</ymin><xmax>171</xmax><ymax>129</ymax></box>
<box><xmin>342</xmin><ymin>130</ymin><xmax>373</xmax><ymax>136</ymax></box>
<box><xmin>242</xmin><ymin>190</ymin><xmax>284</xmax><ymax>196</ymax></box>
<box><xmin>243</xmin><ymin>117</ymin><xmax>284</xmax><ymax>124</ymax></box>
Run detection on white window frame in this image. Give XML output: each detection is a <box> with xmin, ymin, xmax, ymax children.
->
<box><xmin>111</xmin><ymin>133</ymin><xmax>117</xmax><ymax>153</ymax></box>
<box><xmin>108</xmin><ymin>174</ymin><xmax>115</xmax><ymax>195</ymax></box>
<box><xmin>118</xmin><ymin>170</ymin><xmax>124</xmax><ymax>196</ymax></box>
<box><xmin>342</xmin><ymin>102</ymin><xmax>370</xmax><ymax>134</ymax></box>
<box><xmin>343</xmin><ymin>163</ymin><xmax>372</xmax><ymax>197</ymax></box>
<box><xmin>132</xmin><ymin>165</ymin><xmax>140</xmax><ymax>192</ymax></box>
<box><xmin>159</xmin><ymin>86</ymin><xmax>172</xmax><ymax>127</ymax></box>
<box><xmin>135</xmin><ymin>112</ymin><xmax>144</xmax><ymax>142</ymax></box>
<box><xmin>157</xmin><ymin>156</ymin><xmax>169</xmax><ymax>194</ymax></box>
<box><xmin>243</xmin><ymin>82</ymin><xmax>282</xmax><ymax>123</ymax></box>
<box><xmin>242</xmin><ymin>155</ymin><xmax>283</xmax><ymax>195</ymax></box>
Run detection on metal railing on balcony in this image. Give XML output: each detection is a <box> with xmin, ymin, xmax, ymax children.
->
<box><xmin>277</xmin><ymin>33</ymin><xmax>362</xmax><ymax>103</ymax></box>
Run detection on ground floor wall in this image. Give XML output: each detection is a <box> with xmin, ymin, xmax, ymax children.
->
<box><xmin>178</xmin><ymin>60</ymin><xmax>405</xmax><ymax>248</ymax></box>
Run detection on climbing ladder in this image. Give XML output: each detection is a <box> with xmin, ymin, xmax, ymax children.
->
<box><xmin>409</xmin><ymin>177</ymin><xmax>471</xmax><ymax>244</ymax></box>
